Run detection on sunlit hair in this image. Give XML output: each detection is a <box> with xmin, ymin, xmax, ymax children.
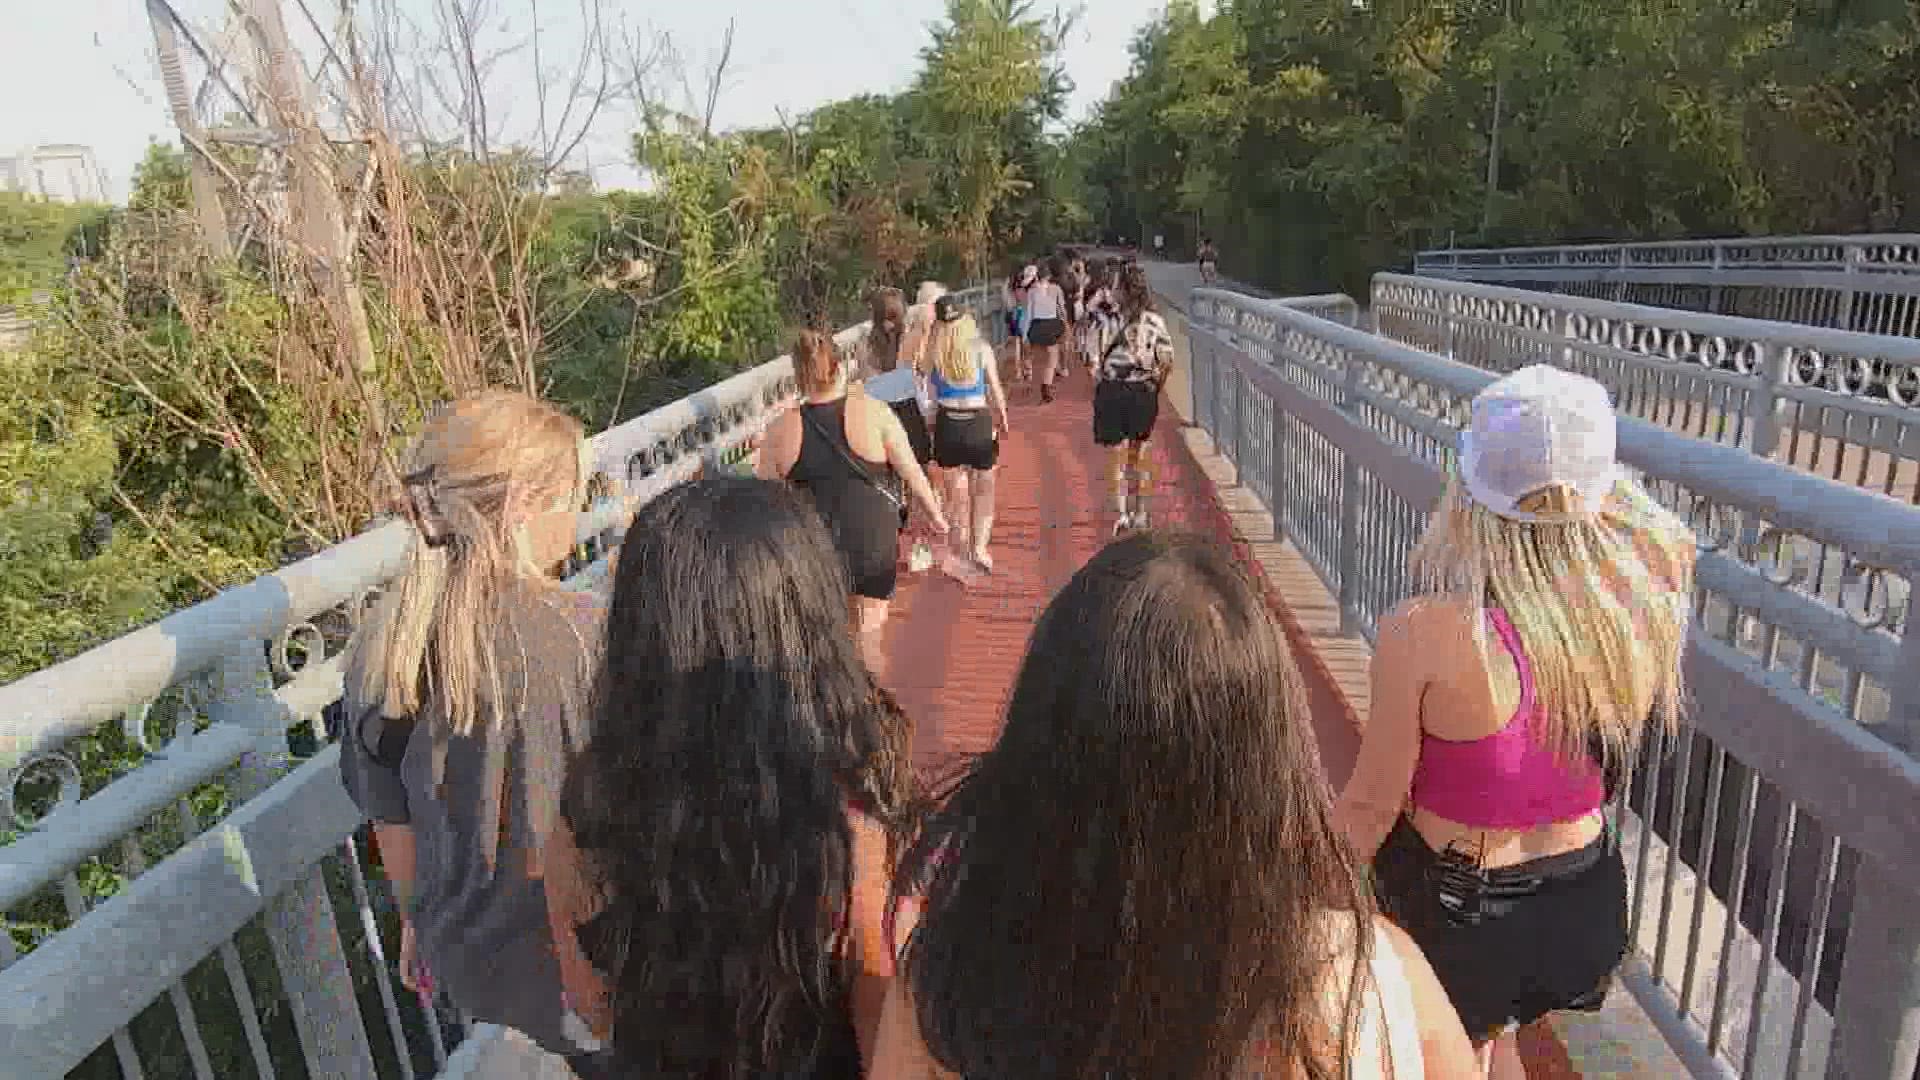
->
<box><xmin>902</xmin><ymin>282</ymin><xmax>947</xmax><ymax>374</ymax></box>
<box><xmin>562</xmin><ymin>475</ymin><xmax>917</xmax><ymax>1075</ymax></box>
<box><xmin>867</xmin><ymin>287</ymin><xmax>907</xmax><ymax>374</ymax></box>
<box><xmin>895</xmin><ymin>532</ymin><xmax>1375</xmax><ymax>1078</ymax></box>
<box><xmin>1411</xmin><ymin>471</ymin><xmax>1694</xmax><ymax>772</ymax></box>
<box><xmin>793</xmin><ymin>327</ymin><xmax>842</xmax><ymax>396</ymax></box>
<box><xmin>933</xmin><ymin>312</ymin><xmax>983</xmax><ymax>387</ymax></box>
<box><xmin>351</xmin><ymin>389</ymin><xmax>587</xmax><ymax>737</ymax></box>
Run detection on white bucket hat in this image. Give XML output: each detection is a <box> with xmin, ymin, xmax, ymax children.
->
<box><xmin>1456</xmin><ymin>365</ymin><xmax>1623</xmax><ymax>521</ymax></box>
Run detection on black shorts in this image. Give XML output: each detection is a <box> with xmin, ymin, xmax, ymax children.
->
<box><xmin>934</xmin><ymin>408</ymin><xmax>999</xmax><ymax>471</ymax></box>
<box><xmin>1093</xmin><ymin>379</ymin><xmax>1160</xmax><ymax>446</ymax></box>
<box><xmin>1027</xmin><ymin>317</ymin><xmax>1065</xmax><ymax>347</ymax></box>
<box><xmin>888</xmin><ymin>398</ymin><xmax>933</xmax><ymax>465</ymax></box>
<box><xmin>846</xmin><ymin>539</ymin><xmax>899</xmax><ymax>602</ymax></box>
<box><xmin>1372</xmin><ymin>817</ymin><xmax>1625</xmax><ymax>1041</ymax></box>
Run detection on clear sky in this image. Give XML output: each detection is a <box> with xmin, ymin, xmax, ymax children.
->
<box><xmin>2</xmin><ymin>0</ymin><xmax>1170</xmax><ymax>203</ymax></box>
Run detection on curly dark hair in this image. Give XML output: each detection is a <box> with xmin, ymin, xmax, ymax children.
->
<box><xmin>561</xmin><ymin>474</ymin><xmax>916</xmax><ymax>1076</ymax></box>
<box><xmin>892</xmin><ymin>532</ymin><xmax>1375</xmax><ymax>1078</ymax></box>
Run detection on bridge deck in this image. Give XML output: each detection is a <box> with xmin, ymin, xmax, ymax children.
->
<box><xmin>449</xmin><ymin>327</ymin><xmax>1611</xmax><ymax>1079</ymax></box>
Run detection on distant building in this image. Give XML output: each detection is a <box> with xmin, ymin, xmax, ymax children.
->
<box><xmin>0</xmin><ymin>145</ymin><xmax>109</xmax><ymax>205</ymax></box>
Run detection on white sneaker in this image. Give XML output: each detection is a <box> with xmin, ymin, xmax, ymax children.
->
<box><xmin>1112</xmin><ymin>513</ymin><xmax>1133</xmax><ymax>537</ymax></box>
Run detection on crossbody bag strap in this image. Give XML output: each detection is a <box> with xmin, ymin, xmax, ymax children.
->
<box><xmin>799</xmin><ymin>405</ymin><xmax>903</xmax><ymax>511</ymax></box>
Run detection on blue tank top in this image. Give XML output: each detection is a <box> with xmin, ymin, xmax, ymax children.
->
<box><xmin>931</xmin><ymin>357</ymin><xmax>985</xmax><ymax>402</ymax></box>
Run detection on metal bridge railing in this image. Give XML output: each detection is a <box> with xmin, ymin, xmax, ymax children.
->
<box><xmin>1371</xmin><ymin>274</ymin><xmax>1920</xmax><ymax>508</ymax></box>
<box><xmin>1183</xmin><ymin>285</ymin><xmax>1920</xmax><ymax>1080</ymax></box>
<box><xmin>1414</xmin><ymin>235</ymin><xmax>1920</xmax><ymax>340</ymax></box>
<box><xmin>0</xmin><ymin>286</ymin><xmax>1001</xmax><ymax>1080</ymax></box>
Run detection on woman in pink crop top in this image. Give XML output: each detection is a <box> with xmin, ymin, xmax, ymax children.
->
<box><xmin>1333</xmin><ymin>365</ymin><xmax>1695</xmax><ymax>1078</ymax></box>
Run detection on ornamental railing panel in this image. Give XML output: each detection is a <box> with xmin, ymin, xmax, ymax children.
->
<box><xmin>1414</xmin><ymin>235</ymin><xmax>1920</xmax><ymax>340</ymax></box>
<box><xmin>1371</xmin><ymin>274</ymin><xmax>1920</xmax><ymax>508</ymax></box>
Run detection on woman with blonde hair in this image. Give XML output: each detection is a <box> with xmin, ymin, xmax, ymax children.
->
<box><xmin>338</xmin><ymin>389</ymin><xmax>609</xmax><ymax>1071</ymax></box>
<box><xmin>1334</xmin><ymin>365</ymin><xmax>1695</xmax><ymax>1079</ymax></box>
<box><xmin>927</xmin><ymin>292</ymin><xmax>1011</xmax><ymax>575</ymax></box>
<box><xmin>760</xmin><ymin>328</ymin><xmax>948</xmax><ymax>671</ymax></box>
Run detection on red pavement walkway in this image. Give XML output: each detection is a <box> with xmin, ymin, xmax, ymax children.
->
<box><xmin>871</xmin><ymin>354</ymin><xmax>1226</xmax><ymax>772</ymax></box>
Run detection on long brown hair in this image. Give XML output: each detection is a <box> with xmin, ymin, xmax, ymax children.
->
<box><xmin>895</xmin><ymin>532</ymin><xmax>1375</xmax><ymax>1078</ymax></box>
<box><xmin>793</xmin><ymin>328</ymin><xmax>842</xmax><ymax>396</ymax></box>
<box><xmin>1117</xmin><ymin>262</ymin><xmax>1154</xmax><ymax>325</ymax></box>
<box><xmin>867</xmin><ymin>288</ymin><xmax>907</xmax><ymax>373</ymax></box>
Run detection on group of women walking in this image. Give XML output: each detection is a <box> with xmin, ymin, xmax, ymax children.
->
<box><xmin>756</xmin><ymin>281</ymin><xmax>1011</xmax><ymax>668</ymax></box>
<box><xmin>338</xmin><ymin>264</ymin><xmax>1695</xmax><ymax>1079</ymax></box>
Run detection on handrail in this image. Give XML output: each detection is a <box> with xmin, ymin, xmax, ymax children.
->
<box><xmin>1376</xmin><ymin>273</ymin><xmax>1920</xmax><ymax>369</ymax></box>
<box><xmin>1417</xmin><ymin>234</ymin><xmax>1920</xmax><ymax>268</ymax></box>
<box><xmin>1409</xmin><ymin>236</ymin><xmax>1920</xmax><ymax>341</ymax></box>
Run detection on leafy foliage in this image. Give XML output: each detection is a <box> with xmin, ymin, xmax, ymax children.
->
<box><xmin>1077</xmin><ymin>0</ymin><xmax>1920</xmax><ymax>293</ymax></box>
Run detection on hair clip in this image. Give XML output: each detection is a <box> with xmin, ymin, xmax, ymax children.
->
<box><xmin>400</xmin><ymin>465</ymin><xmax>453</xmax><ymax>548</ymax></box>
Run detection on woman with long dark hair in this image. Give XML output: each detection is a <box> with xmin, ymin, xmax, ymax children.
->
<box><xmin>874</xmin><ymin>532</ymin><xmax>1475</xmax><ymax>1078</ymax></box>
<box><xmin>759</xmin><ymin>329</ymin><xmax>947</xmax><ymax>671</ymax></box>
<box><xmin>863</xmin><ymin>288</ymin><xmax>937</xmax><ymax>579</ymax></box>
<box><xmin>1337</xmin><ymin>366</ymin><xmax>1695</xmax><ymax>1078</ymax></box>
<box><xmin>862</xmin><ymin>287</ymin><xmax>934</xmax><ymax>468</ymax></box>
<box><xmin>1092</xmin><ymin>262</ymin><xmax>1174</xmax><ymax>535</ymax></box>
<box><xmin>543</xmin><ymin>475</ymin><xmax>921</xmax><ymax>1076</ymax></box>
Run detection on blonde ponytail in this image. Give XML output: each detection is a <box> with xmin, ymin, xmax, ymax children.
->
<box><xmin>353</xmin><ymin>390</ymin><xmax>587</xmax><ymax>735</ymax></box>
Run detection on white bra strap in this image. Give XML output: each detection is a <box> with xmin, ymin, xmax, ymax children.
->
<box><xmin>1367</xmin><ymin>924</ymin><xmax>1425</xmax><ymax>1080</ymax></box>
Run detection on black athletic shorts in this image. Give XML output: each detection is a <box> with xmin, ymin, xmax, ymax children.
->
<box><xmin>1093</xmin><ymin>379</ymin><xmax>1160</xmax><ymax>446</ymax></box>
<box><xmin>1027</xmin><ymin>317</ymin><xmax>1065</xmax><ymax>347</ymax></box>
<box><xmin>888</xmin><ymin>398</ymin><xmax>933</xmax><ymax>465</ymax></box>
<box><xmin>934</xmin><ymin>408</ymin><xmax>999</xmax><ymax>471</ymax></box>
<box><xmin>845</xmin><ymin>538</ymin><xmax>899</xmax><ymax>602</ymax></box>
<box><xmin>1372</xmin><ymin>817</ymin><xmax>1625</xmax><ymax>1041</ymax></box>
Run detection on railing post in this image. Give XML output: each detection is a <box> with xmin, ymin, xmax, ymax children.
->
<box><xmin>1707</xmin><ymin>243</ymin><xmax>1725</xmax><ymax>315</ymax></box>
<box><xmin>1826</xmin><ymin>620</ymin><xmax>1920</xmax><ymax>1080</ymax></box>
<box><xmin>209</xmin><ymin>648</ymin><xmax>378</xmax><ymax>1079</ymax></box>
<box><xmin>1270</xmin><ymin>364</ymin><xmax>1290</xmax><ymax>544</ymax></box>
<box><xmin>1838</xmin><ymin>242</ymin><xmax>1860</xmax><ymax>333</ymax></box>
<box><xmin>1333</xmin><ymin>348</ymin><xmax>1366</xmax><ymax>634</ymax></box>
<box><xmin>1742</xmin><ymin>342</ymin><xmax>1789</xmax><ymax>460</ymax></box>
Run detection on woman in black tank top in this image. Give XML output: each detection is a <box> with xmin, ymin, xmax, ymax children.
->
<box><xmin>758</xmin><ymin>330</ymin><xmax>947</xmax><ymax>671</ymax></box>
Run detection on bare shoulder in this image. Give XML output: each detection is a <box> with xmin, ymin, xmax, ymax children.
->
<box><xmin>1378</xmin><ymin>592</ymin><xmax>1466</xmax><ymax>644</ymax></box>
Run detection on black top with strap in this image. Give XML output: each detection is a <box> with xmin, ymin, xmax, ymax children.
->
<box><xmin>789</xmin><ymin>398</ymin><xmax>905</xmax><ymax>560</ymax></box>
